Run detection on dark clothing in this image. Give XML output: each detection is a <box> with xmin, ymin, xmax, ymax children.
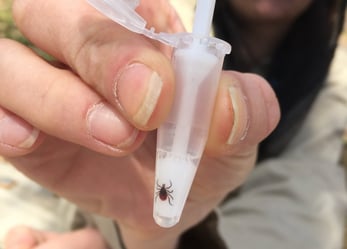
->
<box><xmin>214</xmin><ymin>0</ymin><xmax>347</xmax><ymax>160</ymax></box>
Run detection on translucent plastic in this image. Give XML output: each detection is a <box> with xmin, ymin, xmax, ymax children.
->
<box><xmin>87</xmin><ymin>0</ymin><xmax>186</xmax><ymax>46</ymax></box>
<box><xmin>87</xmin><ymin>0</ymin><xmax>146</xmax><ymax>34</ymax></box>
<box><xmin>153</xmin><ymin>34</ymin><xmax>228</xmax><ymax>227</ymax></box>
<box><xmin>193</xmin><ymin>0</ymin><xmax>216</xmax><ymax>36</ymax></box>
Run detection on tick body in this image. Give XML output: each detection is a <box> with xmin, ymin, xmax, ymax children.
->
<box><xmin>155</xmin><ymin>180</ymin><xmax>174</xmax><ymax>205</ymax></box>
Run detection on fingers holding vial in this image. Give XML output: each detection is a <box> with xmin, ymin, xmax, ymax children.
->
<box><xmin>3</xmin><ymin>0</ymin><xmax>282</xmax><ymax>235</ymax></box>
<box><xmin>12</xmin><ymin>0</ymin><xmax>176</xmax><ymax>130</ymax></box>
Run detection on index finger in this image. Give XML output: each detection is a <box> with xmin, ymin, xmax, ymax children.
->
<box><xmin>13</xmin><ymin>0</ymin><xmax>175</xmax><ymax>129</ymax></box>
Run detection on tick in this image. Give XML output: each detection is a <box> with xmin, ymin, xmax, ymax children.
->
<box><xmin>155</xmin><ymin>180</ymin><xmax>174</xmax><ymax>205</ymax></box>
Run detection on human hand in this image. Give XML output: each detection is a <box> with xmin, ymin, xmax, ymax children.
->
<box><xmin>0</xmin><ymin>0</ymin><xmax>280</xmax><ymax>248</ymax></box>
<box><xmin>4</xmin><ymin>226</ymin><xmax>108</xmax><ymax>249</ymax></box>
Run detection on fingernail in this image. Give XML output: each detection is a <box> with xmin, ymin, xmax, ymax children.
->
<box><xmin>227</xmin><ymin>85</ymin><xmax>249</xmax><ymax>145</ymax></box>
<box><xmin>115</xmin><ymin>63</ymin><xmax>163</xmax><ymax>126</ymax></box>
<box><xmin>0</xmin><ymin>112</ymin><xmax>39</xmax><ymax>149</ymax></box>
<box><xmin>87</xmin><ymin>102</ymin><xmax>138</xmax><ymax>149</ymax></box>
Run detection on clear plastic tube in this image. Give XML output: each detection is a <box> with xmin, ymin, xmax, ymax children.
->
<box><xmin>153</xmin><ymin>35</ymin><xmax>229</xmax><ymax>227</ymax></box>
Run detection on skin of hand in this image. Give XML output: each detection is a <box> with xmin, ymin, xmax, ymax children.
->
<box><xmin>0</xmin><ymin>0</ymin><xmax>280</xmax><ymax>248</ymax></box>
<box><xmin>4</xmin><ymin>226</ymin><xmax>108</xmax><ymax>249</ymax></box>
<box><xmin>229</xmin><ymin>0</ymin><xmax>313</xmax><ymax>22</ymax></box>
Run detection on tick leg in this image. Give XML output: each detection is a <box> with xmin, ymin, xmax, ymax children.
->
<box><xmin>167</xmin><ymin>193</ymin><xmax>174</xmax><ymax>206</ymax></box>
